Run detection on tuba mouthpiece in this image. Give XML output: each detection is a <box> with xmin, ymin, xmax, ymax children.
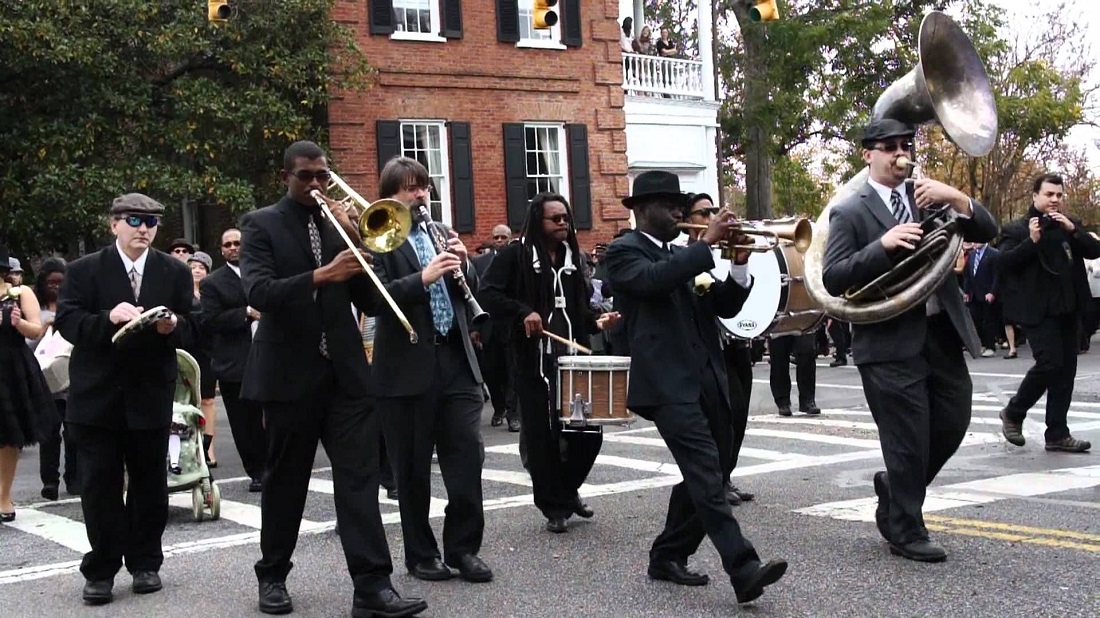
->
<box><xmin>895</xmin><ymin>156</ymin><xmax>915</xmax><ymax>170</ymax></box>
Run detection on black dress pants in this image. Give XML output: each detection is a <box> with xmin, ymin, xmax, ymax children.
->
<box><xmin>219</xmin><ymin>381</ymin><xmax>266</xmax><ymax>482</ymax></box>
<box><xmin>66</xmin><ymin>422</ymin><xmax>169</xmax><ymax>581</ymax></box>
<box><xmin>380</xmin><ymin>340</ymin><xmax>485</xmax><ymax>570</ymax></box>
<box><xmin>1005</xmin><ymin>314</ymin><xmax>1079</xmax><ymax>442</ymax></box>
<box><xmin>968</xmin><ymin>301</ymin><xmax>1000</xmax><ymax>350</ymax></box>
<box><xmin>768</xmin><ymin>334</ymin><xmax>816</xmax><ymax>408</ymax></box>
<box><xmin>255</xmin><ymin>370</ymin><xmax>393</xmax><ymax>594</ymax></box>
<box><xmin>828</xmin><ymin>320</ymin><xmax>851</xmax><ymax>361</ymax></box>
<box><xmin>482</xmin><ymin>330</ymin><xmax>518</xmax><ymax>423</ymax></box>
<box><xmin>857</xmin><ymin>315</ymin><xmax>971</xmax><ymax>545</ymax></box>
<box><xmin>40</xmin><ymin>397</ymin><xmax>78</xmax><ymax>491</ymax></box>
<box><xmin>645</xmin><ymin>364</ymin><xmax>761</xmax><ymax>583</ymax></box>
<box><xmin>723</xmin><ymin>343</ymin><xmax>753</xmax><ymax>473</ymax></box>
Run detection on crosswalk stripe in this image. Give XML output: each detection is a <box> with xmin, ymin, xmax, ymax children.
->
<box><xmin>3</xmin><ymin>508</ymin><xmax>91</xmax><ymax>553</ymax></box>
<box><xmin>166</xmin><ymin>493</ymin><xmax>324</xmax><ymax>531</ymax></box>
<box><xmin>478</xmin><ymin>469</ymin><xmax>533</xmax><ymax>487</ymax></box>
<box><xmin>746</xmin><ymin>428</ymin><xmax>881</xmax><ymax>448</ymax></box>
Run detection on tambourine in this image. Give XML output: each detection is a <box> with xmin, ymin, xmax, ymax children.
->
<box><xmin>112</xmin><ymin>305</ymin><xmax>173</xmax><ymax>345</ymax></box>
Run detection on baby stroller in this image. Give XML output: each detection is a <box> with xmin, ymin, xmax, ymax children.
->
<box><xmin>167</xmin><ymin>349</ymin><xmax>221</xmax><ymax>521</ymax></box>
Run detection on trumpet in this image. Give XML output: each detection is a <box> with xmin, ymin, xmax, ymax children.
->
<box><xmin>676</xmin><ymin>217</ymin><xmax>813</xmax><ymax>259</ymax></box>
<box><xmin>310</xmin><ymin>171</ymin><xmax>419</xmax><ymax>344</ymax></box>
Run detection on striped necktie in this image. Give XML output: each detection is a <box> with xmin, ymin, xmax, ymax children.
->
<box><xmin>890</xmin><ymin>189</ymin><xmax>912</xmax><ymax>224</ymax></box>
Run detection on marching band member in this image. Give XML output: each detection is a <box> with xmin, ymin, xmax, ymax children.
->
<box><xmin>480</xmin><ymin>192</ymin><xmax>620</xmax><ymax>533</ymax></box>
<box><xmin>605</xmin><ymin>171</ymin><xmax>787</xmax><ymax>604</ymax></box>
<box><xmin>821</xmin><ymin>118</ymin><xmax>996</xmax><ymax>562</ymax></box>
<box><xmin>54</xmin><ymin>194</ymin><xmax>193</xmax><ymax>605</ymax></box>
<box><xmin>240</xmin><ymin>141</ymin><xmax>425</xmax><ymax>617</ymax></box>
<box><xmin>370</xmin><ymin>157</ymin><xmax>492</xmax><ymax>584</ymax></box>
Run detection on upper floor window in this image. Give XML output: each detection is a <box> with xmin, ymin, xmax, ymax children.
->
<box><xmin>390</xmin><ymin>0</ymin><xmax>446</xmax><ymax>42</ymax></box>
<box><xmin>401</xmin><ymin>121</ymin><xmax>452</xmax><ymax>225</ymax></box>
<box><xmin>524</xmin><ymin>124</ymin><xmax>569</xmax><ymax>200</ymax></box>
<box><xmin>517</xmin><ymin>0</ymin><xmax>564</xmax><ymax>49</ymax></box>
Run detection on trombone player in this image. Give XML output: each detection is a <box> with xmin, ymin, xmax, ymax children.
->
<box><xmin>239</xmin><ymin>141</ymin><xmax>426</xmax><ymax>618</ymax></box>
<box><xmin>821</xmin><ymin>119</ymin><xmax>997</xmax><ymax>563</ymax></box>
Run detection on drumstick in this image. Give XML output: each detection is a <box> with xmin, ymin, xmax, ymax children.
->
<box><xmin>541</xmin><ymin>331</ymin><xmax>592</xmax><ymax>355</ymax></box>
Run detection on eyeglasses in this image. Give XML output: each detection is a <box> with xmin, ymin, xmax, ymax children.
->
<box><xmin>222</xmin><ymin>240</ymin><xmax>241</xmax><ymax>248</ymax></box>
<box><xmin>120</xmin><ymin>215</ymin><xmax>160</xmax><ymax>228</ymax></box>
<box><xmin>402</xmin><ymin>184</ymin><xmax>431</xmax><ymax>193</ymax></box>
<box><xmin>544</xmin><ymin>214</ymin><xmax>571</xmax><ymax>224</ymax></box>
<box><xmin>872</xmin><ymin>140</ymin><xmax>913</xmax><ymax>153</ymax></box>
<box><xmin>172</xmin><ymin>248</ymin><xmax>191</xmax><ymax>254</ymax></box>
<box><xmin>690</xmin><ymin>207</ymin><xmax>719</xmax><ymax>217</ymax></box>
<box><xmin>290</xmin><ymin>169</ymin><xmax>332</xmax><ymax>183</ymax></box>
<box><xmin>492</xmin><ymin>235</ymin><xmax>509</xmax><ymax>240</ymax></box>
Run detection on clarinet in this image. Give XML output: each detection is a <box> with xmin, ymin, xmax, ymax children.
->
<box><xmin>413</xmin><ymin>205</ymin><xmax>489</xmax><ymax>326</ymax></box>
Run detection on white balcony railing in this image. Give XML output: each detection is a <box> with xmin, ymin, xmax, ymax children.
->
<box><xmin>622</xmin><ymin>52</ymin><xmax>705</xmax><ymax>99</ymax></box>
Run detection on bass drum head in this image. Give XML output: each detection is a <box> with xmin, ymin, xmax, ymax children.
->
<box><xmin>717</xmin><ymin>246</ymin><xmax>783</xmax><ymax>338</ymax></box>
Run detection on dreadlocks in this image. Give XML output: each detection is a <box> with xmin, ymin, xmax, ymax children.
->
<box><xmin>514</xmin><ymin>192</ymin><xmax>590</xmax><ymax>323</ymax></box>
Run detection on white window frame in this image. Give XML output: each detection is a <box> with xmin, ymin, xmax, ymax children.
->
<box><xmin>522</xmin><ymin>123</ymin><xmax>570</xmax><ymax>203</ymax></box>
<box><xmin>399</xmin><ymin>120</ymin><xmax>453</xmax><ymax>226</ymax></box>
<box><xmin>390</xmin><ymin>0</ymin><xmax>446</xmax><ymax>43</ymax></box>
<box><xmin>517</xmin><ymin>0</ymin><xmax>567</xmax><ymax>50</ymax></box>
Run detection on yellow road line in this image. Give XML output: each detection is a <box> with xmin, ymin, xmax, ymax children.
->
<box><xmin>926</xmin><ymin>524</ymin><xmax>1100</xmax><ymax>553</ymax></box>
<box><xmin>925</xmin><ymin>515</ymin><xmax>1100</xmax><ymax>543</ymax></box>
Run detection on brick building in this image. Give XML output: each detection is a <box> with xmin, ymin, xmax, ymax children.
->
<box><xmin>327</xmin><ymin>0</ymin><xmax>632</xmax><ymax>249</ymax></box>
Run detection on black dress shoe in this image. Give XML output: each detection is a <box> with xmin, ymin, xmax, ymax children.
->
<box><xmin>889</xmin><ymin>539</ymin><xmax>947</xmax><ymax>563</ymax></box>
<box><xmin>258</xmin><ymin>581</ymin><xmax>293</xmax><ymax>615</ymax></box>
<box><xmin>507</xmin><ymin>419</ymin><xmax>521</xmax><ymax>433</ymax></box>
<box><xmin>777</xmin><ymin>405</ymin><xmax>792</xmax><ymax>417</ymax></box>
<box><xmin>800</xmin><ymin>402</ymin><xmax>821</xmax><ymax>415</ymax></box>
<box><xmin>724</xmin><ymin>484</ymin><xmax>743</xmax><ymax>506</ymax></box>
<box><xmin>41</xmin><ymin>484</ymin><xmax>59</xmax><ymax>501</ymax></box>
<box><xmin>572</xmin><ymin>496</ymin><xmax>594</xmax><ymax>519</ymax></box>
<box><xmin>830</xmin><ymin>358</ymin><xmax>847</xmax><ymax>367</ymax></box>
<box><xmin>410</xmin><ymin>557</ymin><xmax>453</xmax><ymax>581</ymax></box>
<box><xmin>731</xmin><ymin>486</ymin><xmax>754</xmax><ymax>502</ymax></box>
<box><xmin>546</xmin><ymin>517</ymin><xmax>568</xmax><ymax>533</ymax></box>
<box><xmin>447</xmin><ymin>554</ymin><xmax>493</xmax><ymax>583</ymax></box>
<box><xmin>647</xmin><ymin>560</ymin><xmax>709</xmax><ymax>586</ymax></box>
<box><xmin>0</xmin><ymin>511</ymin><xmax>14</xmax><ymax>523</ymax></box>
<box><xmin>386</xmin><ymin>487</ymin><xmax>399</xmax><ymax>500</ymax></box>
<box><xmin>82</xmin><ymin>579</ymin><xmax>113</xmax><ymax>605</ymax></box>
<box><xmin>872</xmin><ymin>472</ymin><xmax>891</xmax><ymax>542</ymax></box>
<box><xmin>249</xmin><ymin>478</ymin><xmax>263</xmax><ymax>493</ymax></box>
<box><xmin>132</xmin><ymin>570</ymin><xmax>162</xmax><ymax>594</ymax></box>
<box><xmin>490</xmin><ymin>414</ymin><xmax>504</xmax><ymax>427</ymax></box>
<box><xmin>352</xmin><ymin>587</ymin><xmax>428</xmax><ymax>618</ymax></box>
<box><xmin>733</xmin><ymin>559</ymin><xmax>788</xmax><ymax>604</ymax></box>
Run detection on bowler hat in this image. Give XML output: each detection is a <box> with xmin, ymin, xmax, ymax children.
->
<box><xmin>8</xmin><ymin>257</ymin><xmax>22</xmax><ymax>273</ymax></box>
<box><xmin>622</xmin><ymin>171</ymin><xmax>689</xmax><ymax>209</ymax></box>
<box><xmin>169</xmin><ymin>238</ymin><xmax>196</xmax><ymax>253</ymax></box>
<box><xmin>109</xmin><ymin>193</ymin><xmax>166</xmax><ymax>217</ymax></box>
<box><xmin>861</xmin><ymin>118</ymin><xmax>916</xmax><ymax>148</ymax></box>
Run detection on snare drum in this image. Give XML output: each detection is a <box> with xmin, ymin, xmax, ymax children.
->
<box><xmin>713</xmin><ymin>238</ymin><xmax>825</xmax><ymax>338</ymax></box>
<box><xmin>557</xmin><ymin>355</ymin><xmax>634</xmax><ymax>426</ymax></box>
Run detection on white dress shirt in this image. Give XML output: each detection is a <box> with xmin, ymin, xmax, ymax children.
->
<box><xmin>638</xmin><ymin>230</ymin><xmax>751</xmax><ymax>288</ymax></box>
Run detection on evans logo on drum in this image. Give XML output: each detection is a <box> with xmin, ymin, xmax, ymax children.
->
<box><xmin>737</xmin><ymin>319</ymin><xmax>758</xmax><ymax>330</ymax></box>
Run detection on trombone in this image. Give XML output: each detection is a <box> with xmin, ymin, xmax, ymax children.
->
<box><xmin>310</xmin><ymin>171</ymin><xmax>419</xmax><ymax>344</ymax></box>
<box><xmin>676</xmin><ymin>217</ymin><xmax>813</xmax><ymax>259</ymax></box>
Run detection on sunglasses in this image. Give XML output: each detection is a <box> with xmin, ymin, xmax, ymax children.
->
<box><xmin>544</xmin><ymin>214</ymin><xmax>571</xmax><ymax>225</ymax></box>
<box><xmin>690</xmin><ymin>207</ymin><xmax>719</xmax><ymax>217</ymax></box>
<box><xmin>120</xmin><ymin>215</ymin><xmax>160</xmax><ymax>228</ymax></box>
<box><xmin>290</xmin><ymin>169</ymin><xmax>332</xmax><ymax>183</ymax></box>
<box><xmin>872</xmin><ymin>140</ymin><xmax>913</xmax><ymax>153</ymax></box>
<box><xmin>222</xmin><ymin>240</ymin><xmax>241</xmax><ymax>248</ymax></box>
<box><xmin>492</xmin><ymin>234</ymin><xmax>509</xmax><ymax>240</ymax></box>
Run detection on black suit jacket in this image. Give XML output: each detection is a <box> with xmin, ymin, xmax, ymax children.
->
<box><xmin>239</xmin><ymin>196</ymin><xmax>381</xmax><ymax>402</ymax></box>
<box><xmin>961</xmin><ymin>246</ymin><xmax>999</xmax><ymax>300</ymax></box>
<box><xmin>998</xmin><ymin>214</ymin><xmax>1100</xmax><ymax>326</ymax></box>
<box><xmin>199</xmin><ymin>265</ymin><xmax>253</xmax><ymax>383</ymax></box>
<box><xmin>822</xmin><ymin>180</ymin><xmax>998</xmax><ymax>364</ymax></box>
<box><xmin>603</xmin><ymin>232</ymin><xmax>751</xmax><ymax>413</ymax></box>
<box><xmin>371</xmin><ymin>224</ymin><xmax>483</xmax><ymax>397</ymax></box>
<box><xmin>55</xmin><ymin>246</ymin><xmax>194</xmax><ymax>430</ymax></box>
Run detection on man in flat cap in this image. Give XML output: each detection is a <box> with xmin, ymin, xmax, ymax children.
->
<box><xmin>168</xmin><ymin>238</ymin><xmax>195</xmax><ymax>262</ymax></box>
<box><xmin>54</xmin><ymin>192</ymin><xmax>194</xmax><ymax>605</ymax></box>
<box><xmin>603</xmin><ymin>170</ymin><xmax>788</xmax><ymax>605</ymax></box>
<box><xmin>821</xmin><ymin>119</ymin><xmax>997</xmax><ymax>562</ymax></box>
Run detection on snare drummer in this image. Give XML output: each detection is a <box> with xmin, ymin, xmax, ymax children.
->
<box><xmin>480</xmin><ymin>193</ymin><xmax>620</xmax><ymax>533</ymax></box>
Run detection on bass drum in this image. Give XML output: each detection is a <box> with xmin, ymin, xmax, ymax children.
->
<box><xmin>712</xmin><ymin>241</ymin><xmax>825</xmax><ymax>338</ymax></box>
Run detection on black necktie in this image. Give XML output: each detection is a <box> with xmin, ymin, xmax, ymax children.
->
<box><xmin>307</xmin><ymin>214</ymin><xmax>330</xmax><ymax>359</ymax></box>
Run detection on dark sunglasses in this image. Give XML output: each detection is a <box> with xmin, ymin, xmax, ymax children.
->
<box><xmin>120</xmin><ymin>215</ymin><xmax>160</xmax><ymax>228</ymax></box>
<box><xmin>492</xmin><ymin>234</ymin><xmax>509</xmax><ymax>240</ymax></box>
<box><xmin>690</xmin><ymin>207</ymin><xmax>719</xmax><ymax>217</ymax></box>
<box><xmin>872</xmin><ymin>140</ymin><xmax>913</xmax><ymax>153</ymax></box>
<box><xmin>544</xmin><ymin>214</ymin><xmax>571</xmax><ymax>225</ymax></box>
<box><xmin>222</xmin><ymin>240</ymin><xmax>241</xmax><ymax>248</ymax></box>
<box><xmin>291</xmin><ymin>169</ymin><xmax>332</xmax><ymax>183</ymax></box>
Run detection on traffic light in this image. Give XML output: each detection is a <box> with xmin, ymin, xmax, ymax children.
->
<box><xmin>749</xmin><ymin>0</ymin><xmax>779</xmax><ymax>22</ymax></box>
<box><xmin>533</xmin><ymin>0</ymin><xmax>559</xmax><ymax>30</ymax></box>
<box><xmin>208</xmin><ymin>1</ymin><xmax>231</xmax><ymax>23</ymax></box>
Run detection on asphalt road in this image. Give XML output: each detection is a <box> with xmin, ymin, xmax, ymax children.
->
<box><xmin>2</xmin><ymin>345</ymin><xmax>1099</xmax><ymax>618</ymax></box>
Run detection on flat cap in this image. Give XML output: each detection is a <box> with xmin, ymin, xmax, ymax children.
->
<box><xmin>861</xmin><ymin>118</ymin><xmax>916</xmax><ymax>148</ymax></box>
<box><xmin>109</xmin><ymin>193</ymin><xmax>166</xmax><ymax>216</ymax></box>
<box><xmin>187</xmin><ymin>251</ymin><xmax>213</xmax><ymax>272</ymax></box>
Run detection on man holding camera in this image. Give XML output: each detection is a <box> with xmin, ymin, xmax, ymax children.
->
<box><xmin>999</xmin><ymin>174</ymin><xmax>1100</xmax><ymax>453</ymax></box>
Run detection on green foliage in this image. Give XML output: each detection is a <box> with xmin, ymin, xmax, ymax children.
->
<box><xmin>772</xmin><ymin>154</ymin><xmax>829</xmax><ymax>219</ymax></box>
<box><xmin>0</xmin><ymin>0</ymin><xmax>373</xmax><ymax>259</ymax></box>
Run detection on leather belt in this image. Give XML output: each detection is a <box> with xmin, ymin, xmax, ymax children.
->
<box><xmin>432</xmin><ymin>329</ymin><xmax>461</xmax><ymax>346</ymax></box>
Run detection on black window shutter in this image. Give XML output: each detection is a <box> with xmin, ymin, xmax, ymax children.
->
<box><xmin>369</xmin><ymin>0</ymin><xmax>395</xmax><ymax>35</ymax></box>
<box><xmin>376</xmin><ymin>120</ymin><xmax>401</xmax><ymax>176</ymax></box>
<box><xmin>496</xmin><ymin>0</ymin><xmax>520</xmax><ymax>43</ymax></box>
<box><xmin>449</xmin><ymin>122</ymin><xmax>475</xmax><ymax>233</ymax></box>
<box><xmin>565</xmin><ymin>124</ymin><xmax>592</xmax><ymax>229</ymax></box>
<box><xmin>502</xmin><ymin>123</ymin><xmax>528</xmax><ymax>230</ymax></box>
<box><xmin>441</xmin><ymin>0</ymin><xmax>463</xmax><ymax>39</ymax></box>
<box><xmin>562</xmin><ymin>0</ymin><xmax>582</xmax><ymax>47</ymax></box>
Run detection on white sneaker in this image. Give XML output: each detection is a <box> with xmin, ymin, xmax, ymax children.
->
<box><xmin>981</xmin><ymin>348</ymin><xmax>995</xmax><ymax>357</ymax></box>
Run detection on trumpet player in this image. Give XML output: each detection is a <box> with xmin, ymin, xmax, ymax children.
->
<box><xmin>821</xmin><ymin>119</ymin><xmax>997</xmax><ymax>563</ymax></box>
<box><xmin>370</xmin><ymin>157</ymin><xmax>493</xmax><ymax>585</ymax></box>
<box><xmin>239</xmin><ymin>141</ymin><xmax>426</xmax><ymax>617</ymax></box>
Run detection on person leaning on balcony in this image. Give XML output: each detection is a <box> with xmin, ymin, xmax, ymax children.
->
<box><xmin>655</xmin><ymin>27</ymin><xmax>678</xmax><ymax>58</ymax></box>
<box><xmin>633</xmin><ymin>25</ymin><xmax>653</xmax><ymax>54</ymax></box>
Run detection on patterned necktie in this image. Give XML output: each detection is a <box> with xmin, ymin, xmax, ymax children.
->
<box><xmin>410</xmin><ymin>225</ymin><xmax>454</xmax><ymax>335</ymax></box>
<box><xmin>307</xmin><ymin>215</ymin><xmax>330</xmax><ymax>359</ymax></box>
<box><xmin>890</xmin><ymin>189</ymin><xmax>912</xmax><ymax>224</ymax></box>
<box><xmin>129</xmin><ymin>266</ymin><xmax>141</xmax><ymax>300</ymax></box>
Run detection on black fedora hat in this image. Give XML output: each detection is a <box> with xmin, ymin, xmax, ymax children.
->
<box><xmin>623</xmin><ymin>171</ymin><xmax>689</xmax><ymax>209</ymax></box>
